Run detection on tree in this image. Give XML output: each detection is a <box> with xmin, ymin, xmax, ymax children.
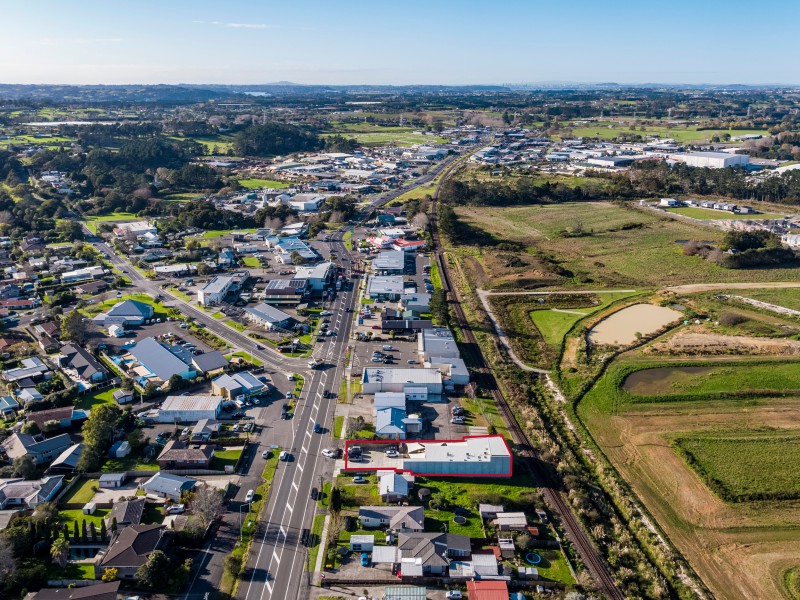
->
<box><xmin>81</xmin><ymin>403</ymin><xmax>121</xmax><ymax>453</ymax></box>
<box><xmin>345</xmin><ymin>416</ymin><xmax>365</xmax><ymax>439</ymax></box>
<box><xmin>126</xmin><ymin>428</ymin><xmax>146</xmax><ymax>451</ymax></box>
<box><xmin>55</xmin><ymin>220</ymin><xmax>84</xmax><ymax>242</ymax></box>
<box><xmin>50</xmin><ymin>537</ymin><xmax>70</xmax><ymax>569</ymax></box>
<box><xmin>101</xmin><ymin>567</ymin><xmax>119</xmax><ymax>582</ymax></box>
<box><xmin>60</xmin><ymin>310</ymin><xmax>90</xmax><ymax>343</ymax></box>
<box><xmin>110</xmin><ymin>517</ymin><xmax>118</xmax><ymax>535</ymax></box>
<box><xmin>90</xmin><ymin>522</ymin><xmax>97</xmax><ymax>542</ymax></box>
<box><xmin>81</xmin><ymin>520</ymin><xmax>88</xmax><ymax>544</ymax></box>
<box><xmin>411</xmin><ymin>212</ymin><xmax>430</xmax><ymax>230</ymax></box>
<box><xmin>190</xmin><ymin>484</ymin><xmax>223</xmax><ymax>526</ymax></box>
<box><xmin>20</xmin><ymin>421</ymin><xmax>40</xmax><ymax>435</ymax></box>
<box><xmin>0</xmin><ymin>536</ymin><xmax>17</xmax><ymax>579</ymax></box>
<box><xmin>224</xmin><ymin>554</ymin><xmax>242</xmax><ymax>576</ymax></box>
<box><xmin>72</xmin><ymin>520</ymin><xmax>80</xmax><ymax>542</ymax></box>
<box><xmin>329</xmin><ymin>486</ymin><xmax>342</xmax><ymax>512</ymax></box>
<box><xmin>100</xmin><ymin>519</ymin><xmax>107</xmax><ymax>541</ymax></box>
<box><xmin>13</xmin><ymin>454</ymin><xmax>36</xmax><ymax>478</ymax></box>
<box><xmin>32</xmin><ymin>502</ymin><xmax>58</xmax><ymax>525</ymax></box>
<box><xmin>135</xmin><ymin>549</ymin><xmax>173</xmax><ymax>590</ymax></box>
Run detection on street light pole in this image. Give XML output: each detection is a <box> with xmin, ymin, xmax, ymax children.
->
<box><xmin>239</xmin><ymin>502</ymin><xmax>251</xmax><ymax>540</ymax></box>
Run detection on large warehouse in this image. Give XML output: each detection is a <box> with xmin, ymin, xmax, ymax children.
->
<box><xmin>155</xmin><ymin>395</ymin><xmax>223</xmax><ymax>423</ymax></box>
<box><xmin>362</xmin><ymin>367</ymin><xmax>443</xmax><ymax>396</ymax></box>
<box><xmin>674</xmin><ymin>151</ymin><xmax>750</xmax><ymax>169</ymax></box>
<box><xmin>345</xmin><ymin>436</ymin><xmax>512</xmax><ymax>477</ymax></box>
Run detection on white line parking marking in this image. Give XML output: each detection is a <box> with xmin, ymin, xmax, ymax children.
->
<box><xmin>291</xmin><ymin>481</ymin><xmax>298</xmax><ymax>491</ymax></box>
<box><xmin>279</xmin><ymin>527</ymin><xmax>286</xmax><ymax>539</ymax></box>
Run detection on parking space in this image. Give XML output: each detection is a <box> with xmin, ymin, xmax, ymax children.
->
<box><xmin>105</xmin><ymin>320</ymin><xmax>215</xmax><ymax>355</ymax></box>
<box><xmin>351</xmin><ymin>335</ymin><xmax>419</xmax><ymax>373</ymax></box>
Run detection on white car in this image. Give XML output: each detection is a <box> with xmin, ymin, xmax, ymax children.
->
<box><xmin>385</xmin><ymin>449</ymin><xmax>399</xmax><ymax>458</ymax></box>
<box><xmin>261</xmin><ymin>450</ymin><xmax>269</xmax><ymax>459</ymax></box>
<box><xmin>279</xmin><ymin>450</ymin><xmax>290</xmax><ymax>461</ymax></box>
<box><xmin>445</xmin><ymin>592</ymin><xmax>463</xmax><ymax>600</ymax></box>
<box><xmin>166</xmin><ymin>504</ymin><xmax>185</xmax><ymax>514</ymax></box>
<box><xmin>232</xmin><ymin>424</ymin><xmax>240</xmax><ymax>432</ymax></box>
<box><xmin>321</xmin><ymin>449</ymin><xmax>336</xmax><ymax>458</ymax></box>
<box><xmin>451</xmin><ymin>416</ymin><xmax>466</xmax><ymax>425</ymax></box>
<box><xmin>352</xmin><ymin>476</ymin><xmax>367</xmax><ymax>484</ymax></box>
<box><xmin>244</xmin><ymin>489</ymin><xmax>254</xmax><ymax>503</ymax></box>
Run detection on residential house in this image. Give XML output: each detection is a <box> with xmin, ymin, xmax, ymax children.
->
<box><xmin>379</xmin><ymin>471</ymin><xmax>413</xmax><ymax>502</ymax></box>
<box><xmin>47</xmin><ymin>443</ymin><xmax>83</xmax><ymax>474</ymax></box>
<box><xmin>26</xmin><ymin>406</ymin><xmax>87</xmax><ymax>431</ymax></box>
<box><xmin>58</xmin><ymin>343</ymin><xmax>108</xmax><ymax>383</ymax></box>
<box><xmin>0</xmin><ymin>475</ymin><xmax>64</xmax><ymax>508</ymax></box>
<box><xmin>94</xmin><ymin>524</ymin><xmax>166</xmax><ymax>580</ymax></box>
<box><xmin>124</xmin><ymin>337</ymin><xmax>196</xmax><ymax>386</ymax></box>
<box><xmin>190</xmin><ymin>419</ymin><xmax>218</xmax><ymax>442</ymax></box>
<box><xmin>24</xmin><ymin>581</ymin><xmax>121</xmax><ymax>600</ymax></box>
<box><xmin>0</xmin><ymin>395</ymin><xmax>20</xmax><ymax>418</ymax></box>
<box><xmin>375</xmin><ymin>407</ymin><xmax>408</xmax><ymax>440</ymax></box>
<box><xmin>359</xmin><ymin>506</ymin><xmax>424</xmax><ymax>532</ymax></box>
<box><xmin>156</xmin><ymin>440</ymin><xmax>215</xmax><ymax>469</ymax></box>
<box><xmin>140</xmin><ymin>472</ymin><xmax>196</xmax><ymax>501</ymax></box>
<box><xmin>104</xmin><ymin>498</ymin><xmax>145</xmax><ymax>529</ymax></box>
<box><xmin>466</xmin><ymin>580</ymin><xmax>509</xmax><ymax>599</ymax></box>
<box><xmin>2</xmin><ymin>433</ymin><xmax>73</xmax><ymax>465</ymax></box>
<box><xmin>397</xmin><ymin>532</ymin><xmax>471</xmax><ymax>576</ymax></box>
<box><xmin>2</xmin><ymin>356</ymin><xmax>50</xmax><ymax>383</ymax></box>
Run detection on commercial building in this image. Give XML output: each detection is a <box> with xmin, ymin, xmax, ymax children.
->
<box><xmin>674</xmin><ymin>151</ymin><xmax>750</xmax><ymax>169</ymax></box>
<box><xmin>92</xmin><ymin>299</ymin><xmax>154</xmax><ymax>326</ymax></box>
<box><xmin>244</xmin><ymin>303</ymin><xmax>293</xmax><ymax>331</ymax></box>
<box><xmin>61</xmin><ymin>265</ymin><xmax>107</xmax><ymax>283</ymax></box>
<box><xmin>294</xmin><ymin>262</ymin><xmax>334</xmax><ymax>293</ymax></box>
<box><xmin>418</xmin><ymin>327</ymin><xmax>460</xmax><ymax>361</ymax></box>
<box><xmin>155</xmin><ymin>395</ymin><xmax>223</xmax><ymax>423</ymax></box>
<box><xmin>197</xmin><ymin>275</ymin><xmax>235</xmax><ymax>306</ymax></box>
<box><xmin>366</xmin><ymin>275</ymin><xmax>405</xmax><ymax>300</ymax></box>
<box><xmin>362</xmin><ymin>367</ymin><xmax>443</xmax><ymax>396</ymax></box>
<box><xmin>262</xmin><ymin>278</ymin><xmax>307</xmax><ymax>304</ymax></box>
<box><xmin>345</xmin><ymin>435</ymin><xmax>512</xmax><ymax>477</ymax></box>
<box><xmin>400</xmin><ymin>293</ymin><xmax>431</xmax><ymax>313</ymax></box>
<box><xmin>372</xmin><ymin>250</ymin><xmax>405</xmax><ymax>274</ymax></box>
<box><xmin>212</xmin><ymin>371</ymin><xmax>266</xmax><ymax>399</ymax></box>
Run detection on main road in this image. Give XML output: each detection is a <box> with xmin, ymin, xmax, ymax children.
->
<box><xmin>239</xmin><ymin>229</ymin><xmax>358</xmax><ymax>600</ymax></box>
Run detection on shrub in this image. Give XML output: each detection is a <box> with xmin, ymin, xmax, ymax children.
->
<box><xmin>718</xmin><ymin>312</ymin><xmax>747</xmax><ymax>326</ymax></box>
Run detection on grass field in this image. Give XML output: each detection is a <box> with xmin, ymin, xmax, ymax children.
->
<box><xmin>395</xmin><ymin>183</ymin><xmax>436</xmax><ymax>202</ymax></box>
<box><xmin>666</xmin><ymin>206</ymin><xmax>788</xmax><ymax>220</ymax></box>
<box><xmin>75</xmin><ymin>387</ymin><xmax>121</xmax><ymax>410</ymax></box>
<box><xmin>564</xmin><ymin>120</ymin><xmax>769</xmax><ymax>144</ymax></box>
<box><xmin>237</xmin><ymin>178</ymin><xmax>290</xmax><ymax>189</ymax></box>
<box><xmin>323</xmin><ymin>130</ymin><xmax>449</xmax><ymax>147</ymax></box>
<box><xmin>241</xmin><ymin>256</ymin><xmax>261</xmax><ymax>268</ymax></box>
<box><xmin>83</xmin><ymin>212</ymin><xmax>140</xmax><ymax>233</ymax></box>
<box><xmin>454</xmin><ymin>202</ymin><xmax>800</xmax><ymax>289</ymax></box>
<box><xmin>673</xmin><ymin>432</ymin><xmax>800</xmax><ymax>501</ymax></box>
<box><xmin>201</xmin><ymin>229</ymin><xmax>256</xmax><ymax>238</ymax></box>
<box><xmin>210</xmin><ymin>448</ymin><xmax>243</xmax><ymax>471</ymax></box>
<box><xmin>732</xmin><ymin>288</ymin><xmax>800</xmax><ymax>312</ymax></box>
<box><xmin>60</xmin><ymin>478</ymin><xmax>98</xmax><ymax>505</ymax></box>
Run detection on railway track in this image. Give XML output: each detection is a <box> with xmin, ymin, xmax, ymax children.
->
<box><xmin>429</xmin><ymin>171</ymin><xmax>623</xmax><ymax>599</ymax></box>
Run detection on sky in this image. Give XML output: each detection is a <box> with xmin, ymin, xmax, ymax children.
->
<box><xmin>1</xmin><ymin>0</ymin><xmax>798</xmax><ymax>86</ymax></box>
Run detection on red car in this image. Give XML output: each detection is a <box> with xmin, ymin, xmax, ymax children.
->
<box><xmin>371</xmin><ymin>325</ymin><xmax>381</xmax><ymax>330</ymax></box>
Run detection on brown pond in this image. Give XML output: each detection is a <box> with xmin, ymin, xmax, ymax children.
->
<box><xmin>621</xmin><ymin>366</ymin><xmax>715</xmax><ymax>395</ymax></box>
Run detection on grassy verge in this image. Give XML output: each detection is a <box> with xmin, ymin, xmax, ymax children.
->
<box><xmin>220</xmin><ymin>448</ymin><xmax>281</xmax><ymax>596</ymax></box>
<box><xmin>306</xmin><ymin>514</ymin><xmax>326</xmax><ymax>573</ymax></box>
<box><xmin>333</xmin><ymin>416</ymin><xmax>344</xmax><ymax>439</ymax></box>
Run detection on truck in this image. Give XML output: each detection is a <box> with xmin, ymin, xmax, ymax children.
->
<box><xmin>308</xmin><ymin>358</ymin><xmax>324</xmax><ymax>369</ymax></box>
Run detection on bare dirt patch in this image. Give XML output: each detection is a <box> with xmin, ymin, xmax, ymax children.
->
<box><xmin>588</xmin><ymin>303</ymin><xmax>682</xmax><ymax>345</ymax></box>
<box><xmin>651</xmin><ymin>330</ymin><xmax>800</xmax><ymax>356</ymax></box>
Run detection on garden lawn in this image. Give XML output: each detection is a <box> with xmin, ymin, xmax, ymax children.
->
<box><xmin>241</xmin><ymin>256</ymin><xmax>261</xmax><ymax>268</ymax></box>
<box><xmin>228</xmin><ymin>351</ymin><xmax>263</xmax><ymax>367</ymax></box>
<box><xmin>529</xmin><ymin>548</ymin><xmax>575</xmax><ymax>584</ymax></box>
<box><xmin>75</xmin><ymin>388</ymin><xmax>120</xmax><ymax>410</ymax></box>
<box><xmin>59</xmin><ymin>508</ymin><xmax>111</xmax><ymax>529</ymax></box>
<box><xmin>210</xmin><ymin>448</ymin><xmax>243</xmax><ymax>471</ymax></box>
<box><xmin>425</xmin><ymin>510</ymin><xmax>485</xmax><ymax>539</ymax></box>
<box><xmin>47</xmin><ymin>562</ymin><xmax>95</xmax><ymax>580</ymax></box>
<box><xmin>60</xmin><ymin>478</ymin><xmax>99</xmax><ymax>505</ymax></box>
<box><xmin>101</xmin><ymin>454</ymin><xmax>159</xmax><ymax>472</ymax></box>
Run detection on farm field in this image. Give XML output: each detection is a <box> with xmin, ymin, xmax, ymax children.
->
<box><xmin>577</xmin><ymin>345</ymin><xmax>800</xmax><ymax>600</ymax></box>
<box><xmin>666</xmin><ymin>206</ymin><xmax>789</xmax><ymax>220</ymax></box>
<box><xmin>453</xmin><ymin>202</ymin><xmax>800</xmax><ymax>288</ymax></box>
<box><xmin>237</xmin><ymin>178</ymin><xmax>290</xmax><ymax>189</ymax></box>
<box><xmin>564</xmin><ymin>120</ymin><xmax>769</xmax><ymax>144</ymax></box>
<box><xmin>323</xmin><ymin>130</ymin><xmax>449</xmax><ymax>146</ymax></box>
<box><xmin>82</xmin><ymin>212</ymin><xmax>140</xmax><ymax>233</ymax></box>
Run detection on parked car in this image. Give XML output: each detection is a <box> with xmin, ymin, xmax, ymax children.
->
<box><xmin>244</xmin><ymin>490</ymin><xmax>255</xmax><ymax>503</ymax></box>
<box><xmin>445</xmin><ymin>592</ymin><xmax>463</xmax><ymax>600</ymax></box>
<box><xmin>279</xmin><ymin>450</ymin><xmax>289</xmax><ymax>461</ymax></box>
<box><xmin>385</xmin><ymin>449</ymin><xmax>399</xmax><ymax>458</ymax></box>
<box><xmin>313</xmin><ymin>423</ymin><xmax>322</xmax><ymax>433</ymax></box>
<box><xmin>166</xmin><ymin>504</ymin><xmax>185</xmax><ymax>514</ymax></box>
<box><xmin>360</xmin><ymin>552</ymin><xmax>370</xmax><ymax>567</ymax></box>
<box><xmin>451</xmin><ymin>416</ymin><xmax>466</xmax><ymax>425</ymax></box>
<box><xmin>352</xmin><ymin>476</ymin><xmax>367</xmax><ymax>484</ymax></box>
<box><xmin>261</xmin><ymin>450</ymin><xmax>270</xmax><ymax>459</ymax></box>
<box><xmin>322</xmin><ymin>449</ymin><xmax>336</xmax><ymax>458</ymax></box>
<box><xmin>300</xmin><ymin>528</ymin><xmax>309</xmax><ymax>545</ymax></box>
<box><xmin>232</xmin><ymin>424</ymin><xmax>240</xmax><ymax>432</ymax></box>
<box><xmin>310</xmin><ymin>487</ymin><xmax>318</xmax><ymax>500</ymax></box>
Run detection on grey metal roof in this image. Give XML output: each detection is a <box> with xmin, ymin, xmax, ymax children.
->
<box><xmin>106</xmin><ymin>299</ymin><xmax>154</xmax><ymax>319</ymax></box>
<box><xmin>245</xmin><ymin>303</ymin><xmax>293</xmax><ymax>324</ymax></box>
<box><xmin>191</xmin><ymin>350</ymin><xmax>229</xmax><ymax>373</ymax></box>
<box><xmin>141</xmin><ymin>472</ymin><xmax>196</xmax><ymax>495</ymax></box>
<box><xmin>129</xmin><ymin>337</ymin><xmax>193</xmax><ymax>381</ymax></box>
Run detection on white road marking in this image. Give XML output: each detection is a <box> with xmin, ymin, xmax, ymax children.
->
<box><xmin>279</xmin><ymin>527</ymin><xmax>286</xmax><ymax>540</ymax></box>
<box><xmin>291</xmin><ymin>481</ymin><xmax>298</xmax><ymax>492</ymax></box>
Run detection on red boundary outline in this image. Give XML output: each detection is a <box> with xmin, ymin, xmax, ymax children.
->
<box><xmin>343</xmin><ymin>435</ymin><xmax>513</xmax><ymax>478</ymax></box>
